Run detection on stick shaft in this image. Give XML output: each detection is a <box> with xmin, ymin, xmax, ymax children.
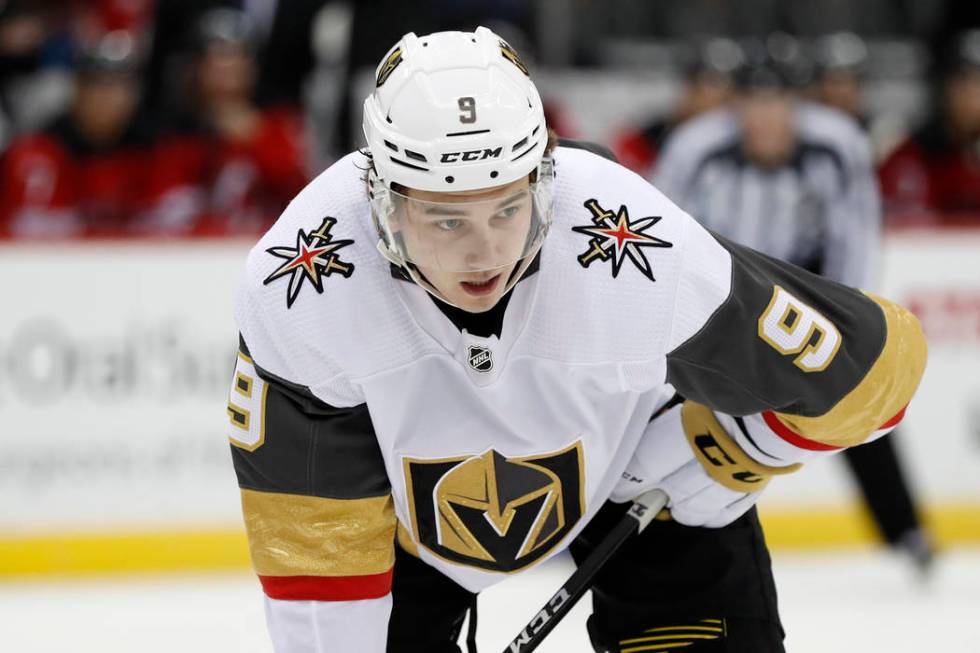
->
<box><xmin>502</xmin><ymin>490</ymin><xmax>668</xmax><ymax>653</ymax></box>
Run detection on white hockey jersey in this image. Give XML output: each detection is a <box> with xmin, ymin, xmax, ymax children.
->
<box><xmin>227</xmin><ymin>146</ymin><xmax>924</xmax><ymax>651</ymax></box>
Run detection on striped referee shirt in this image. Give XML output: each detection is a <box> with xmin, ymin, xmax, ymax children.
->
<box><xmin>652</xmin><ymin>102</ymin><xmax>880</xmax><ymax>288</ymax></box>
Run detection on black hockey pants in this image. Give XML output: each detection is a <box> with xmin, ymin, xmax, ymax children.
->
<box><xmin>386</xmin><ymin>504</ymin><xmax>784</xmax><ymax>652</ymax></box>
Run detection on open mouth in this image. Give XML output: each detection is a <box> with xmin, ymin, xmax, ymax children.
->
<box><xmin>460</xmin><ymin>274</ymin><xmax>501</xmax><ymax>296</ymax></box>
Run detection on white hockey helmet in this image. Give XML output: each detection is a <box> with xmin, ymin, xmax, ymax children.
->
<box><xmin>363</xmin><ymin>26</ymin><xmax>549</xmax><ymax>192</ymax></box>
<box><xmin>362</xmin><ymin>27</ymin><xmax>554</xmax><ymax>302</ymax></box>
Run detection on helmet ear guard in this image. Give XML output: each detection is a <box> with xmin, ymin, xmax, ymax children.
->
<box><xmin>366</xmin><ymin>165</ymin><xmax>405</xmax><ymax>267</ymax></box>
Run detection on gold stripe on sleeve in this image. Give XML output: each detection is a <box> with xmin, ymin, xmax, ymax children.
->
<box><xmin>775</xmin><ymin>293</ymin><xmax>927</xmax><ymax>447</ymax></box>
<box><xmin>240</xmin><ymin>489</ymin><xmax>395</xmax><ymax>577</ymax></box>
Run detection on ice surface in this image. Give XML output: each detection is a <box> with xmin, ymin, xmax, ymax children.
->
<box><xmin>1</xmin><ymin>548</ymin><xmax>978</xmax><ymax>652</ymax></box>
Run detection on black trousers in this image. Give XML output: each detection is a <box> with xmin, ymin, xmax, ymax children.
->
<box><xmin>387</xmin><ymin>504</ymin><xmax>784</xmax><ymax>652</ymax></box>
<box><xmin>841</xmin><ymin>430</ymin><xmax>924</xmax><ymax>545</ymax></box>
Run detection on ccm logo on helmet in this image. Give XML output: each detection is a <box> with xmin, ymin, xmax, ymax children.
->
<box><xmin>440</xmin><ymin>147</ymin><xmax>502</xmax><ymax>163</ymax></box>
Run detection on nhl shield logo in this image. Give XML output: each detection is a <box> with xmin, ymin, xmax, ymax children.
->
<box><xmin>467</xmin><ymin>345</ymin><xmax>493</xmax><ymax>373</ymax></box>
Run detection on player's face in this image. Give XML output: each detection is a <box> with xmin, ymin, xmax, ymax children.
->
<box><xmin>686</xmin><ymin>74</ymin><xmax>734</xmax><ymax>117</ymax></box>
<box><xmin>197</xmin><ymin>42</ymin><xmax>256</xmax><ymax>102</ymax></box>
<box><xmin>945</xmin><ymin>69</ymin><xmax>980</xmax><ymax>141</ymax></box>
<box><xmin>73</xmin><ymin>74</ymin><xmax>139</xmax><ymax>145</ymax></box>
<box><xmin>814</xmin><ymin>72</ymin><xmax>863</xmax><ymax>118</ymax></box>
<box><xmin>738</xmin><ymin>89</ymin><xmax>796</xmax><ymax>168</ymax></box>
<box><xmin>396</xmin><ymin>177</ymin><xmax>534</xmax><ymax>313</ymax></box>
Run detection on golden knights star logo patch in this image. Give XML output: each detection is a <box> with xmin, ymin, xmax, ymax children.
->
<box><xmin>572</xmin><ymin>199</ymin><xmax>673</xmax><ymax>280</ymax></box>
<box><xmin>262</xmin><ymin>217</ymin><xmax>355</xmax><ymax>308</ymax></box>
<box><xmin>403</xmin><ymin>442</ymin><xmax>584</xmax><ymax>572</ymax></box>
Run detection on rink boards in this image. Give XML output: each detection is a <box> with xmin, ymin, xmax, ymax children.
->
<box><xmin>0</xmin><ymin>229</ymin><xmax>978</xmax><ymax>575</ymax></box>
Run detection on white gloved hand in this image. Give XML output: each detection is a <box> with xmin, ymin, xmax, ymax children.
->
<box><xmin>610</xmin><ymin>401</ymin><xmax>801</xmax><ymax>528</ymax></box>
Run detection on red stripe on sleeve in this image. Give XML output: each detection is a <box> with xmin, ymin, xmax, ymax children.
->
<box><xmin>259</xmin><ymin>568</ymin><xmax>393</xmax><ymax>601</ymax></box>
<box><xmin>879</xmin><ymin>406</ymin><xmax>907</xmax><ymax>429</ymax></box>
<box><xmin>762</xmin><ymin>411</ymin><xmax>842</xmax><ymax>452</ymax></box>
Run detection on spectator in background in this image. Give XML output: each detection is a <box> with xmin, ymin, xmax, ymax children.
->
<box><xmin>808</xmin><ymin>32</ymin><xmax>910</xmax><ymax>163</ymax></box>
<box><xmin>0</xmin><ymin>1</ymin><xmax>74</xmax><ymax>146</ymax></box>
<box><xmin>612</xmin><ymin>37</ymin><xmax>742</xmax><ymax>178</ymax></box>
<box><xmin>0</xmin><ymin>31</ymin><xmax>148</xmax><ymax>238</ymax></box>
<box><xmin>809</xmin><ymin>32</ymin><xmax>869</xmax><ymax>126</ymax></box>
<box><xmin>141</xmin><ymin>8</ymin><xmax>308</xmax><ymax>236</ymax></box>
<box><xmin>144</xmin><ymin>0</ymin><xmax>325</xmax><ymax>113</ymax></box>
<box><xmin>653</xmin><ymin>37</ymin><xmax>937</xmax><ymax>575</ymax></box>
<box><xmin>65</xmin><ymin>0</ymin><xmax>155</xmax><ymax>50</ymax></box>
<box><xmin>878</xmin><ymin>30</ymin><xmax>980</xmax><ymax>221</ymax></box>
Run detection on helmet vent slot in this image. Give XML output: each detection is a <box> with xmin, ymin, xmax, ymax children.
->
<box><xmin>384</xmin><ymin>140</ymin><xmax>399</xmax><ymax>152</ymax></box>
<box><xmin>446</xmin><ymin>129</ymin><xmax>490</xmax><ymax>137</ymax></box>
<box><xmin>511</xmin><ymin>140</ymin><xmax>538</xmax><ymax>162</ymax></box>
<box><xmin>511</xmin><ymin>136</ymin><xmax>528</xmax><ymax>151</ymax></box>
<box><xmin>532</xmin><ymin>125</ymin><xmax>541</xmax><ymax>136</ymax></box>
<box><xmin>390</xmin><ymin>156</ymin><xmax>429</xmax><ymax>172</ymax></box>
<box><xmin>404</xmin><ymin>149</ymin><xmax>427</xmax><ymax>162</ymax></box>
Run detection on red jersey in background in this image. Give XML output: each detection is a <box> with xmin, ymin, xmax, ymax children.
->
<box><xmin>0</xmin><ymin>116</ymin><xmax>151</xmax><ymax>238</ymax></box>
<box><xmin>878</xmin><ymin>121</ymin><xmax>980</xmax><ymax>223</ymax></box>
<box><xmin>143</xmin><ymin>106</ymin><xmax>308</xmax><ymax>236</ymax></box>
<box><xmin>611</xmin><ymin>120</ymin><xmax>673</xmax><ymax>177</ymax></box>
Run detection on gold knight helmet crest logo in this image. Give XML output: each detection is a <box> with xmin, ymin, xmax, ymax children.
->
<box><xmin>403</xmin><ymin>442</ymin><xmax>584</xmax><ymax>572</ymax></box>
<box><xmin>375</xmin><ymin>46</ymin><xmax>403</xmax><ymax>87</ymax></box>
<box><xmin>499</xmin><ymin>39</ymin><xmax>529</xmax><ymax>76</ymax></box>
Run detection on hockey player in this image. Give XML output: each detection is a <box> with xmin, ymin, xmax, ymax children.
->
<box><xmin>227</xmin><ymin>28</ymin><xmax>926</xmax><ymax>652</ymax></box>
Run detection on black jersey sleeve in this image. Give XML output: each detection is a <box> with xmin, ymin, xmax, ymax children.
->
<box><xmin>226</xmin><ymin>336</ymin><xmax>396</xmax><ymax>601</ymax></box>
<box><xmin>557</xmin><ymin>137</ymin><xmax>619</xmax><ymax>163</ymax></box>
<box><xmin>665</xmin><ymin>230</ymin><xmax>926</xmax><ymax>449</ymax></box>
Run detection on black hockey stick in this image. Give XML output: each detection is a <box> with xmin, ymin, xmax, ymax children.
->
<box><xmin>502</xmin><ymin>489</ymin><xmax>669</xmax><ymax>653</ymax></box>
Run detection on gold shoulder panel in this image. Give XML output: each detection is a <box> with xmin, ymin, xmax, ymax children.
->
<box><xmin>775</xmin><ymin>293</ymin><xmax>927</xmax><ymax>447</ymax></box>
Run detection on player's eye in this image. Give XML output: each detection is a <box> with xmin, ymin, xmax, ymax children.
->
<box><xmin>435</xmin><ymin>218</ymin><xmax>462</xmax><ymax>231</ymax></box>
<box><xmin>492</xmin><ymin>206</ymin><xmax>520</xmax><ymax>220</ymax></box>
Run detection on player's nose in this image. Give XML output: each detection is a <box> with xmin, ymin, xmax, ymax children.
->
<box><xmin>462</xmin><ymin>225</ymin><xmax>498</xmax><ymax>269</ymax></box>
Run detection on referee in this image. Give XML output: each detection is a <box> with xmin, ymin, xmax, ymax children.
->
<box><xmin>652</xmin><ymin>37</ymin><xmax>936</xmax><ymax>574</ymax></box>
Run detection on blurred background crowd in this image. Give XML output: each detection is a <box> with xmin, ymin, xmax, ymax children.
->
<box><xmin>0</xmin><ymin>0</ymin><xmax>978</xmax><ymax>239</ymax></box>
